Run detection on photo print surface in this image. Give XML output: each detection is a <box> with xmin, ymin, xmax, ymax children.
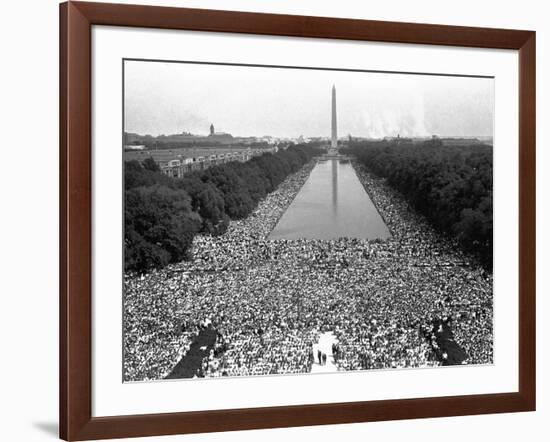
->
<box><xmin>123</xmin><ymin>59</ymin><xmax>494</xmax><ymax>382</ymax></box>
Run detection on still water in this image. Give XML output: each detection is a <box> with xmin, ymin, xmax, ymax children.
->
<box><xmin>269</xmin><ymin>159</ymin><xmax>391</xmax><ymax>240</ymax></box>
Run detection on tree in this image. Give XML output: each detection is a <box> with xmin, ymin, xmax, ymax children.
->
<box><xmin>125</xmin><ymin>160</ymin><xmax>171</xmax><ymax>190</ymax></box>
<box><xmin>142</xmin><ymin>156</ymin><xmax>160</xmax><ymax>172</ymax></box>
<box><xmin>202</xmin><ymin>165</ymin><xmax>255</xmax><ymax>219</ymax></box>
<box><xmin>123</xmin><ymin>144</ymin><xmax>318</xmax><ymax>272</ymax></box>
<box><xmin>125</xmin><ymin>185</ymin><xmax>201</xmax><ymax>272</ymax></box>
<box><xmin>344</xmin><ymin>140</ymin><xmax>493</xmax><ymax>270</ymax></box>
<box><xmin>175</xmin><ymin>175</ymin><xmax>229</xmax><ymax>235</ymax></box>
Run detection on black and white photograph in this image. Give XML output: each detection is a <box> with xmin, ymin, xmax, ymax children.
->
<box><xmin>123</xmin><ymin>59</ymin><xmax>494</xmax><ymax>382</ymax></box>
<box><xmin>2</xmin><ymin>0</ymin><xmax>545</xmax><ymax>440</ymax></box>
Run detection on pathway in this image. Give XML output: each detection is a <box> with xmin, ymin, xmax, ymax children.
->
<box><xmin>165</xmin><ymin>327</ymin><xmax>217</xmax><ymax>379</ymax></box>
<box><xmin>310</xmin><ymin>331</ymin><xmax>339</xmax><ymax>373</ymax></box>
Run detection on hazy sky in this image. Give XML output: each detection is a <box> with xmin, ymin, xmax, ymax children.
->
<box><xmin>124</xmin><ymin>60</ymin><xmax>494</xmax><ymax>139</ymax></box>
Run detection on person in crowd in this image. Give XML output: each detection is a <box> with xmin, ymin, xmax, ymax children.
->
<box><xmin>123</xmin><ymin>160</ymin><xmax>492</xmax><ymax>381</ymax></box>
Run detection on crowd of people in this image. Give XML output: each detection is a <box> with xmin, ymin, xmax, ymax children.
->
<box><xmin>124</xmin><ymin>159</ymin><xmax>493</xmax><ymax>382</ymax></box>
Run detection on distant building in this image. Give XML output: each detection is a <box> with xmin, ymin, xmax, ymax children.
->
<box><xmin>157</xmin><ymin>146</ymin><xmax>277</xmax><ymax>178</ymax></box>
<box><xmin>383</xmin><ymin>134</ymin><xmax>413</xmax><ymax>144</ymax></box>
<box><xmin>208</xmin><ymin>122</ymin><xmax>233</xmax><ymax>142</ymax></box>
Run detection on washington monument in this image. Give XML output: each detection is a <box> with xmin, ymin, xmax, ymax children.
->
<box><xmin>331</xmin><ymin>84</ymin><xmax>338</xmax><ymax>150</ymax></box>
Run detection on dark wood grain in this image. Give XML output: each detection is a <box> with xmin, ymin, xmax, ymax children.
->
<box><xmin>59</xmin><ymin>4</ymin><xmax>67</xmax><ymax>438</ymax></box>
<box><xmin>74</xmin><ymin>392</ymin><xmax>530</xmax><ymax>440</ymax></box>
<box><xmin>59</xmin><ymin>1</ymin><xmax>536</xmax><ymax>440</ymax></box>
<box><xmin>60</xmin><ymin>2</ymin><xmax>92</xmax><ymax>440</ymax></box>
<box><xmin>518</xmin><ymin>34</ymin><xmax>536</xmax><ymax>410</ymax></box>
<box><xmin>75</xmin><ymin>1</ymin><xmax>531</xmax><ymax>49</ymax></box>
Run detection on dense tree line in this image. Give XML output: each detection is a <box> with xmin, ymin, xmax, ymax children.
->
<box><xmin>125</xmin><ymin>145</ymin><xmax>318</xmax><ymax>273</ymax></box>
<box><xmin>344</xmin><ymin>140</ymin><xmax>493</xmax><ymax>269</ymax></box>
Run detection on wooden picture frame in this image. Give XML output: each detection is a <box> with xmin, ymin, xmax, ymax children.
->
<box><xmin>59</xmin><ymin>1</ymin><xmax>536</xmax><ymax>440</ymax></box>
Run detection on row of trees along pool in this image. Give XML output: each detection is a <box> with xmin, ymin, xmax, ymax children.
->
<box><xmin>124</xmin><ymin>145</ymin><xmax>318</xmax><ymax>273</ymax></box>
<box><xmin>342</xmin><ymin>139</ymin><xmax>493</xmax><ymax>270</ymax></box>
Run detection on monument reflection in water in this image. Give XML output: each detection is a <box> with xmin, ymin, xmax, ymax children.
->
<box><xmin>269</xmin><ymin>159</ymin><xmax>391</xmax><ymax>240</ymax></box>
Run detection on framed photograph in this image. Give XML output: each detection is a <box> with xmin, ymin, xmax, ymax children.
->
<box><xmin>60</xmin><ymin>1</ymin><xmax>536</xmax><ymax>440</ymax></box>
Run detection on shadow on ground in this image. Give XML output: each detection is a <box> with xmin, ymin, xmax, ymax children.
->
<box><xmin>33</xmin><ymin>421</ymin><xmax>58</xmax><ymax>438</ymax></box>
<box><xmin>166</xmin><ymin>326</ymin><xmax>218</xmax><ymax>379</ymax></box>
